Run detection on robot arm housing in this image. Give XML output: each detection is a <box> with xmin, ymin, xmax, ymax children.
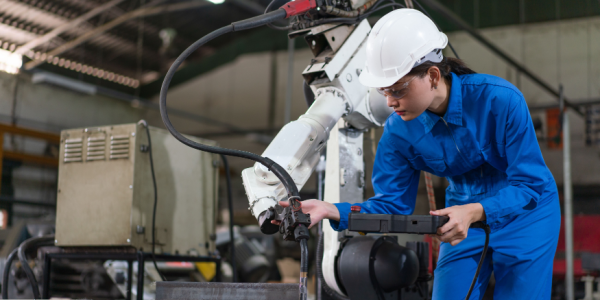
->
<box><xmin>242</xmin><ymin>87</ymin><xmax>350</xmax><ymax>220</ymax></box>
<box><xmin>242</xmin><ymin>20</ymin><xmax>392</xmax><ymax>232</ymax></box>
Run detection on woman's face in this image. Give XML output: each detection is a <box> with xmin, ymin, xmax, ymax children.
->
<box><xmin>382</xmin><ymin>74</ymin><xmax>435</xmax><ymax>121</ymax></box>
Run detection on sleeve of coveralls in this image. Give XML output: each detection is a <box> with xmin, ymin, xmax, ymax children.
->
<box><xmin>478</xmin><ymin>92</ymin><xmax>549</xmax><ymax>226</ymax></box>
<box><xmin>329</xmin><ymin>133</ymin><xmax>421</xmax><ymax>231</ymax></box>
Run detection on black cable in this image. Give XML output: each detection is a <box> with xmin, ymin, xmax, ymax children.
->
<box><xmin>299</xmin><ymin>238</ymin><xmax>309</xmax><ymax>300</ymax></box>
<box><xmin>2</xmin><ymin>247</ymin><xmax>18</xmax><ymax>299</ymax></box>
<box><xmin>412</xmin><ymin>0</ymin><xmax>460</xmax><ymax>59</ymax></box>
<box><xmin>303</xmin><ymin>3</ymin><xmax>404</xmax><ymax>27</ymax></box>
<box><xmin>219</xmin><ymin>154</ymin><xmax>237</xmax><ymax>282</ymax></box>
<box><xmin>369</xmin><ymin>0</ymin><xmax>403</xmax><ymax>13</ymax></box>
<box><xmin>158</xmin><ymin>9</ymin><xmax>304</xmax><ymax>297</ymax></box>
<box><xmin>360</xmin><ymin>3</ymin><xmax>404</xmax><ymax>19</ymax></box>
<box><xmin>158</xmin><ymin>14</ymin><xmax>299</xmax><ymax>204</ymax></box>
<box><xmin>17</xmin><ymin>235</ymin><xmax>54</xmax><ymax>299</ymax></box>
<box><xmin>447</xmin><ymin>41</ymin><xmax>461</xmax><ymax>60</ymax></box>
<box><xmin>265</xmin><ymin>0</ymin><xmax>293</xmax><ymax>30</ymax></box>
<box><xmin>465</xmin><ymin>224</ymin><xmax>490</xmax><ymax>300</ymax></box>
<box><xmin>140</xmin><ymin>120</ymin><xmax>167</xmax><ymax>282</ymax></box>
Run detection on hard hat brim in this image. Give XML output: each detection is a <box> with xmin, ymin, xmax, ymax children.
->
<box><xmin>359</xmin><ymin>68</ymin><xmax>408</xmax><ymax>88</ymax></box>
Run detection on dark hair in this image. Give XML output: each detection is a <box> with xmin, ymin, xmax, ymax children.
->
<box><xmin>407</xmin><ymin>57</ymin><xmax>476</xmax><ymax>82</ymax></box>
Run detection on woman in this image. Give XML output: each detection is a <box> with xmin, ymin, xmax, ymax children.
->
<box><xmin>280</xmin><ymin>9</ymin><xmax>560</xmax><ymax>299</ymax></box>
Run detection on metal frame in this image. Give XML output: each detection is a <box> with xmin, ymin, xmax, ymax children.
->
<box><xmin>0</xmin><ymin>123</ymin><xmax>60</xmax><ymax>195</ymax></box>
<box><xmin>14</xmin><ymin>0</ymin><xmax>126</xmax><ymax>55</ymax></box>
<box><xmin>418</xmin><ymin>0</ymin><xmax>584</xmax><ymax>117</ymax></box>
<box><xmin>42</xmin><ymin>251</ymin><xmax>221</xmax><ymax>300</ymax></box>
<box><xmin>24</xmin><ymin>0</ymin><xmax>213</xmax><ymax>71</ymax></box>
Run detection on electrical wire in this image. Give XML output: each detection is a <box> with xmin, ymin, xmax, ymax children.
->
<box><xmin>158</xmin><ymin>13</ymin><xmax>300</xmax><ymax>211</ymax></box>
<box><xmin>370</xmin><ymin>0</ymin><xmax>404</xmax><ymax>12</ymax></box>
<box><xmin>158</xmin><ymin>9</ymin><xmax>308</xmax><ymax>295</ymax></box>
<box><xmin>300</xmin><ymin>2</ymin><xmax>404</xmax><ymax>27</ymax></box>
<box><xmin>264</xmin><ymin>0</ymin><xmax>293</xmax><ymax>31</ymax></box>
<box><xmin>2</xmin><ymin>247</ymin><xmax>18</xmax><ymax>299</ymax></box>
<box><xmin>465</xmin><ymin>224</ymin><xmax>490</xmax><ymax>300</ymax></box>
<box><xmin>219</xmin><ymin>154</ymin><xmax>237</xmax><ymax>282</ymax></box>
<box><xmin>17</xmin><ymin>235</ymin><xmax>54</xmax><ymax>299</ymax></box>
<box><xmin>299</xmin><ymin>238</ymin><xmax>309</xmax><ymax>300</ymax></box>
<box><xmin>360</xmin><ymin>3</ymin><xmax>405</xmax><ymax>18</ymax></box>
<box><xmin>412</xmin><ymin>0</ymin><xmax>460</xmax><ymax>59</ymax></box>
<box><xmin>140</xmin><ymin>120</ymin><xmax>167</xmax><ymax>282</ymax></box>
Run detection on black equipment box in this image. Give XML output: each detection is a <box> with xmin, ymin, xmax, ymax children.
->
<box><xmin>348</xmin><ymin>213</ymin><xmax>449</xmax><ymax>234</ymax></box>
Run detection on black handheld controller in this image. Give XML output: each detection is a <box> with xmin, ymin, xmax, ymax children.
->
<box><xmin>348</xmin><ymin>209</ymin><xmax>449</xmax><ymax>234</ymax></box>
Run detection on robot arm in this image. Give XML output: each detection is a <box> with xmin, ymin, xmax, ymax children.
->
<box><xmin>242</xmin><ymin>20</ymin><xmax>393</xmax><ymax>232</ymax></box>
<box><xmin>241</xmin><ymin>19</ymin><xmax>394</xmax><ymax>297</ymax></box>
<box><xmin>242</xmin><ymin>88</ymin><xmax>391</xmax><ymax>233</ymax></box>
<box><xmin>242</xmin><ymin>87</ymin><xmax>351</xmax><ymax>225</ymax></box>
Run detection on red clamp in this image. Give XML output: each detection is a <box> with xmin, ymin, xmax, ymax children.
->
<box><xmin>281</xmin><ymin>0</ymin><xmax>317</xmax><ymax>18</ymax></box>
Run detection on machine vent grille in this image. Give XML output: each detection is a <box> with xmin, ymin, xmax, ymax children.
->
<box><xmin>110</xmin><ymin>134</ymin><xmax>130</xmax><ymax>160</ymax></box>
<box><xmin>63</xmin><ymin>138</ymin><xmax>83</xmax><ymax>163</ymax></box>
<box><xmin>86</xmin><ymin>136</ymin><xmax>106</xmax><ymax>161</ymax></box>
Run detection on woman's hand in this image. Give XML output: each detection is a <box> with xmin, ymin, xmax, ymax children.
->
<box><xmin>271</xmin><ymin>200</ymin><xmax>340</xmax><ymax>229</ymax></box>
<box><xmin>430</xmin><ymin>203</ymin><xmax>486</xmax><ymax>246</ymax></box>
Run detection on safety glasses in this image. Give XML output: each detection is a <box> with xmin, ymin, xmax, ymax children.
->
<box><xmin>376</xmin><ymin>76</ymin><xmax>417</xmax><ymax>99</ymax></box>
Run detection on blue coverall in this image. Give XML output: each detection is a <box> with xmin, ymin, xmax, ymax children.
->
<box><xmin>330</xmin><ymin>73</ymin><xmax>561</xmax><ymax>299</ymax></box>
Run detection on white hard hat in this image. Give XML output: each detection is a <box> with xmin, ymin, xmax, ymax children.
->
<box><xmin>359</xmin><ymin>9</ymin><xmax>448</xmax><ymax>88</ymax></box>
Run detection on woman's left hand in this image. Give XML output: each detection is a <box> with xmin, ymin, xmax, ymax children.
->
<box><xmin>430</xmin><ymin>203</ymin><xmax>486</xmax><ymax>246</ymax></box>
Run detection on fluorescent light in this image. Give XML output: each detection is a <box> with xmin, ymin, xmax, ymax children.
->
<box><xmin>208</xmin><ymin>0</ymin><xmax>225</xmax><ymax>4</ymax></box>
<box><xmin>0</xmin><ymin>48</ymin><xmax>22</xmax><ymax>74</ymax></box>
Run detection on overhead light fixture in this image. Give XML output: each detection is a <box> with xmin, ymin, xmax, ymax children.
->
<box><xmin>0</xmin><ymin>48</ymin><xmax>22</xmax><ymax>74</ymax></box>
<box><xmin>207</xmin><ymin>0</ymin><xmax>225</xmax><ymax>4</ymax></box>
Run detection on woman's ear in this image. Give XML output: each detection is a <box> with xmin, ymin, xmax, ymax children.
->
<box><xmin>428</xmin><ymin>67</ymin><xmax>441</xmax><ymax>89</ymax></box>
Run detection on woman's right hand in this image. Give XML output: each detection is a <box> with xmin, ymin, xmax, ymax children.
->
<box><xmin>271</xmin><ymin>199</ymin><xmax>340</xmax><ymax>229</ymax></box>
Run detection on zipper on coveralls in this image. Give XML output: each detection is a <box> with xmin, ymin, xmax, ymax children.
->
<box><xmin>441</xmin><ymin>117</ymin><xmax>461</xmax><ymax>154</ymax></box>
<box><xmin>441</xmin><ymin>117</ymin><xmax>473</xmax><ymax>169</ymax></box>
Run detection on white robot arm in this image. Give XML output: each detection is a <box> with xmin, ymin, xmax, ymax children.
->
<box><xmin>242</xmin><ymin>87</ymin><xmax>349</xmax><ymax>220</ymax></box>
<box><xmin>242</xmin><ymin>83</ymin><xmax>390</xmax><ymax>214</ymax></box>
<box><xmin>242</xmin><ymin>20</ymin><xmax>391</xmax><ymax>222</ymax></box>
<box><xmin>242</xmin><ymin>19</ymin><xmax>392</xmax><ymax>296</ymax></box>
<box><xmin>242</xmin><ymin>19</ymin><xmax>393</xmax><ymax>221</ymax></box>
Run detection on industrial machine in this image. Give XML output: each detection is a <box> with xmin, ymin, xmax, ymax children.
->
<box><xmin>157</xmin><ymin>0</ymin><xmax>489</xmax><ymax>299</ymax></box>
<box><xmin>239</xmin><ymin>15</ymin><xmax>429</xmax><ymax>300</ymax></box>
<box><xmin>55</xmin><ymin>122</ymin><xmax>219</xmax><ymax>255</ymax></box>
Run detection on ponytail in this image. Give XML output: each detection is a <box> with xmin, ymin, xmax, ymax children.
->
<box><xmin>407</xmin><ymin>57</ymin><xmax>476</xmax><ymax>81</ymax></box>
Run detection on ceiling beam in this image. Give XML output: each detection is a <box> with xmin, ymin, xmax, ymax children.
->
<box><xmin>24</xmin><ymin>0</ymin><xmax>212</xmax><ymax>71</ymax></box>
<box><xmin>418</xmin><ymin>0</ymin><xmax>584</xmax><ymax>116</ymax></box>
<box><xmin>14</xmin><ymin>0</ymin><xmax>126</xmax><ymax>55</ymax></box>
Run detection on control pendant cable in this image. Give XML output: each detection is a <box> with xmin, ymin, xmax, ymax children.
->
<box><xmin>158</xmin><ymin>3</ymin><xmax>316</xmax><ymax>299</ymax></box>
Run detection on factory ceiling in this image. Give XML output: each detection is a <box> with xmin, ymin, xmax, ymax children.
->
<box><xmin>0</xmin><ymin>0</ymin><xmax>598</xmax><ymax>98</ymax></box>
<box><xmin>0</xmin><ymin>0</ymin><xmax>277</xmax><ymax>93</ymax></box>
